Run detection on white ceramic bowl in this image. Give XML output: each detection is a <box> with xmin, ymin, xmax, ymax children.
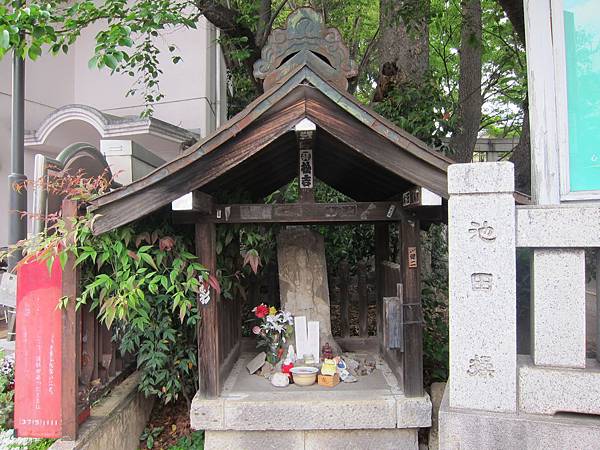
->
<box><xmin>290</xmin><ymin>366</ymin><xmax>318</xmax><ymax>386</ymax></box>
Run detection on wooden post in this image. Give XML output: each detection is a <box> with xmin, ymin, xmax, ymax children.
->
<box><xmin>401</xmin><ymin>218</ymin><xmax>424</xmax><ymax>397</ymax></box>
<box><xmin>375</xmin><ymin>224</ymin><xmax>390</xmax><ymax>349</ymax></box>
<box><xmin>61</xmin><ymin>199</ymin><xmax>80</xmax><ymax>440</ymax></box>
<box><xmin>357</xmin><ymin>260</ymin><xmax>368</xmax><ymax>337</ymax></box>
<box><xmin>195</xmin><ymin>203</ymin><xmax>221</xmax><ymax>397</ymax></box>
<box><xmin>339</xmin><ymin>260</ymin><xmax>350</xmax><ymax>338</ymax></box>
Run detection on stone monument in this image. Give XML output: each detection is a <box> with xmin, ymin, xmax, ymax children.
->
<box><xmin>277</xmin><ymin>227</ymin><xmax>341</xmax><ymax>355</ymax></box>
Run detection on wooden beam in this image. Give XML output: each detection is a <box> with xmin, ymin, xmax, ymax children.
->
<box><xmin>196</xmin><ymin>219</ymin><xmax>221</xmax><ymax>398</ymax></box>
<box><xmin>174</xmin><ymin>202</ymin><xmax>407</xmax><ymax>224</ymax></box>
<box><xmin>401</xmin><ymin>218</ymin><xmax>424</xmax><ymax>397</ymax></box>
<box><xmin>90</xmin><ymin>98</ymin><xmax>307</xmax><ymax>235</ymax></box>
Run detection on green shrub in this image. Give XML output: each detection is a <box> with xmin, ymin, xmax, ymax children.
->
<box><xmin>0</xmin><ymin>351</ymin><xmax>14</xmax><ymax>430</ymax></box>
<box><xmin>169</xmin><ymin>431</ymin><xmax>205</xmax><ymax>450</ymax></box>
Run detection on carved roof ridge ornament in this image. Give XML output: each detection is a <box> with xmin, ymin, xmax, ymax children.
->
<box><xmin>253</xmin><ymin>7</ymin><xmax>358</xmax><ymax>91</ymax></box>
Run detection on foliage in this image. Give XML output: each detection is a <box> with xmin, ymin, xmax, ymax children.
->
<box><xmin>1</xmin><ymin>172</ymin><xmax>215</xmax><ymax>405</ymax></box>
<box><xmin>420</xmin><ymin>224</ymin><xmax>449</xmax><ymax>384</ymax></box>
<box><xmin>374</xmin><ymin>75</ymin><xmax>453</xmax><ymax>147</ymax></box>
<box><xmin>0</xmin><ymin>0</ymin><xmax>200</xmax><ymax>115</ymax></box>
<box><xmin>8</xmin><ymin>438</ymin><xmax>55</xmax><ymax>450</ymax></box>
<box><xmin>168</xmin><ymin>431</ymin><xmax>205</xmax><ymax>450</ymax></box>
<box><xmin>140</xmin><ymin>425</ymin><xmax>164</xmax><ymax>449</ymax></box>
<box><xmin>0</xmin><ymin>351</ymin><xmax>14</xmax><ymax>431</ymax></box>
<box><xmin>429</xmin><ymin>0</ymin><xmax>527</xmax><ymax>139</ymax></box>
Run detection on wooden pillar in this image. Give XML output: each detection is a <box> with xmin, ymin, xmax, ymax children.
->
<box><xmin>61</xmin><ymin>199</ymin><xmax>80</xmax><ymax>440</ymax></box>
<box><xmin>401</xmin><ymin>218</ymin><xmax>424</xmax><ymax>397</ymax></box>
<box><xmin>195</xmin><ymin>192</ymin><xmax>221</xmax><ymax>398</ymax></box>
<box><xmin>375</xmin><ymin>223</ymin><xmax>390</xmax><ymax>348</ymax></box>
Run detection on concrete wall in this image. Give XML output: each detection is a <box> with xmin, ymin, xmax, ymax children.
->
<box><xmin>0</xmin><ymin>16</ymin><xmax>227</xmax><ymax>247</ymax></box>
<box><xmin>50</xmin><ymin>372</ymin><xmax>154</xmax><ymax>450</ymax></box>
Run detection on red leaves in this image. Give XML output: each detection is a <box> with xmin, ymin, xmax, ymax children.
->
<box><xmin>243</xmin><ymin>249</ymin><xmax>261</xmax><ymax>274</ymax></box>
<box><xmin>135</xmin><ymin>232</ymin><xmax>151</xmax><ymax>248</ymax></box>
<box><xmin>159</xmin><ymin>236</ymin><xmax>175</xmax><ymax>252</ymax></box>
<box><xmin>207</xmin><ymin>274</ymin><xmax>221</xmax><ymax>295</ymax></box>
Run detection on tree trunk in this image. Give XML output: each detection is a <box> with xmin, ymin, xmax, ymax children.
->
<box><xmin>497</xmin><ymin>0</ymin><xmax>525</xmax><ymax>43</ymax></box>
<box><xmin>498</xmin><ymin>0</ymin><xmax>530</xmax><ymax>193</ymax></box>
<box><xmin>511</xmin><ymin>100</ymin><xmax>531</xmax><ymax>194</ymax></box>
<box><xmin>450</xmin><ymin>0</ymin><xmax>483</xmax><ymax>163</ymax></box>
<box><xmin>373</xmin><ymin>0</ymin><xmax>430</xmax><ymax>101</ymax></box>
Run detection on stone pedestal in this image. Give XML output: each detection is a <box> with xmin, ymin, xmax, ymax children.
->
<box><xmin>277</xmin><ymin>227</ymin><xmax>340</xmax><ymax>354</ymax></box>
<box><xmin>191</xmin><ymin>353</ymin><xmax>430</xmax><ymax>450</ymax></box>
<box><xmin>439</xmin><ymin>382</ymin><xmax>600</xmax><ymax>450</ymax></box>
<box><xmin>448</xmin><ymin>162</ymin><xmax>517</xmax><ymax>412</ymax></box>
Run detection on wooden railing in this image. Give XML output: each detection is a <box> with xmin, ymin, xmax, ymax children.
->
<box><xmin>329</xmin><ymin>261</ymin><xmax>374</xmax><ymax>337</ymax></box>
<box><xmin>61</xmin><ymin>200</ymin><xmax>134</xmax><ymax>439</ymax></box>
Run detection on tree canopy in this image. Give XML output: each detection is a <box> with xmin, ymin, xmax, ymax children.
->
<box><xmin>0</xmin><ymin>0</ymin><xmax>528</xmax><ymax>180</ymax></box>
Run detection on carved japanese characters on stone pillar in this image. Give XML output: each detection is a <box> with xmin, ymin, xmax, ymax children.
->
<box><xmin>467</xmin><ymin>355</ymin><xmax>495</xmax><ymax>378</ymax></box>
<box><xmin>448</xmin><ymin>162</ymin><xmax>517</xmax><ymax>413</ymax></box>
<box><xmin>468</xmin><ymin>221</ymin><xmax>497</xmax><ymax>241</ymax></box>
<box><xmin>253</xmin><ymin>7</ymin><xmax>358</xmax><ymax>91</ymax></box>
<box><xmin>471</xmin><ymin>273</ymin><xmax>494</xmax><ymax>291</ymax></box>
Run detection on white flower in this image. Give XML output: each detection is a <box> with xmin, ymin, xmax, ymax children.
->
<box><xmin>277</xmin><ymin>310</ymin><xmax>294</xmax><ymax>325</ymax></box>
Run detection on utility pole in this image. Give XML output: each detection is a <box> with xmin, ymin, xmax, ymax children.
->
<box><xmin>8</xmin><ymin>0</ymin><xmax>27</xmax><ymax>271</ymax></box>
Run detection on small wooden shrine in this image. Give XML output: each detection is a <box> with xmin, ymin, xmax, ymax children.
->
<box><xmin>89</xmin><ymin>8</ymin><xmax>450</xmax><ymax>449</ymax></box>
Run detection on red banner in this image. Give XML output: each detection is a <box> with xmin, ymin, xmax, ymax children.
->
<box><xmin>14</xmin><ymin>258</ymin><xmax>62</xmax><ymax>438</ymax></box>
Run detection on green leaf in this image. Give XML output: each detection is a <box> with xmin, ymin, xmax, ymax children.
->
<box><xmin>0</xmin><ymin>29</ymin><xmax>9</xmax><ymax>50</ymax></box>
<box><xmin>139</xmin><ymin>252</ymin><xmax>158</xmax><ymax>270</ymax></box>
<box><xmin>59</xmin><ymin>251</ymin><xmax>68</xmax><ymax>270</ymax></box>
<box><xmin>28</xmin><ymin>45</ymin><xmax>41</xmax><ymax>61</ymax></box>
<box><xmin>104</xmin><ymin>54</ymin><xmax>118</xmax><ymax>70</ymax></box>
<box><xmin>88</xmin><ymin>55</ymin><xmax>98</xmax><ymax>69</ymax></box>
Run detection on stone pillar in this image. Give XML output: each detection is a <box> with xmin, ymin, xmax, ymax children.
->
<box><xmin>277</xmin><ymin>227</ymin><xmax>340</xmax><ymax>355</ymax></box>
<box><xmin>532</xmin><ymin>249</ymin><xmax>586</xmax><ymax>368</ymax></box>
<box><xmin>448</xmin><ymin>162</ymin><xmax>517</xmax><ymax>412</ymax></box>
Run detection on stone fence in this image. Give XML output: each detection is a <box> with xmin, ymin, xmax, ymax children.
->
<box><xmin>447</xmin><ymin>161</ymin><xmax>600</xmax><ymax>417</ymax></box>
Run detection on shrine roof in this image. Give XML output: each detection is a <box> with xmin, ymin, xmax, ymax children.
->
<box><xmin>89</xmin><ymin>10</ymin><xmax>451</xmax><ymax>235</ymax></box>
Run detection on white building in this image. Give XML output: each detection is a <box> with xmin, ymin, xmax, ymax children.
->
<box><xmin>0</xmin><ymin>17</ymin><xmax>227</xmax><ymax>248</ymax></box>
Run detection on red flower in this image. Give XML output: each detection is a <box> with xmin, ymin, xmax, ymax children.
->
<box><xmin>253</xmin><ymin>304</ymin><xmax>269</xmax><ymax>319</ymax></box>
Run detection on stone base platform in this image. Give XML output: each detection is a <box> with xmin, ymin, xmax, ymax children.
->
<box><xmin>205</xmin><ymin>428</ymin><xmax>417</xmax><ymax>450</ymax></box>
<box><xmin>191</xmin><ymin>352</ymin><xmax>431</xmax><ymax>450</ymax></box>
<box><xmin>439</xmin><ymin>382</ymin><xmax>600</xmax><ymax>450</ymax></box>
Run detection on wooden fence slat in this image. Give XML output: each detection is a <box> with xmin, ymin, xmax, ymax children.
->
<box><xmin>375</xmin><ymin>224</ymin><xmax>390</xmax><ymax>350</ymax></box>
<box><xmin>80</xmin><ymin>305</ymin><xmax>95</xmax><ymax>384</ymax></box>
<box><xmin>93</xmin><ymin>319</ymin><xmax>99</xmax><ymax>380</ymax></box>
<box><xmin>357</xmin><ymin>261</ymin><xmax>368</xmax><ymax>337</ymax></box>
<box><xmin>339</xmin><ymin>260</ymin><xmax>350</xmax><ymax>338</ymax></box>
<box><xmin>100</xmin><ymin>326</ymin><xmax>112</xmax><ymax>383</ymax></box>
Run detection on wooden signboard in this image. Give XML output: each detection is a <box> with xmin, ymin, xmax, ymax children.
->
<box><xmin>15</xmin><ymin>258</ymin><xmax>63</xmax><ymax>438</ymax></box>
